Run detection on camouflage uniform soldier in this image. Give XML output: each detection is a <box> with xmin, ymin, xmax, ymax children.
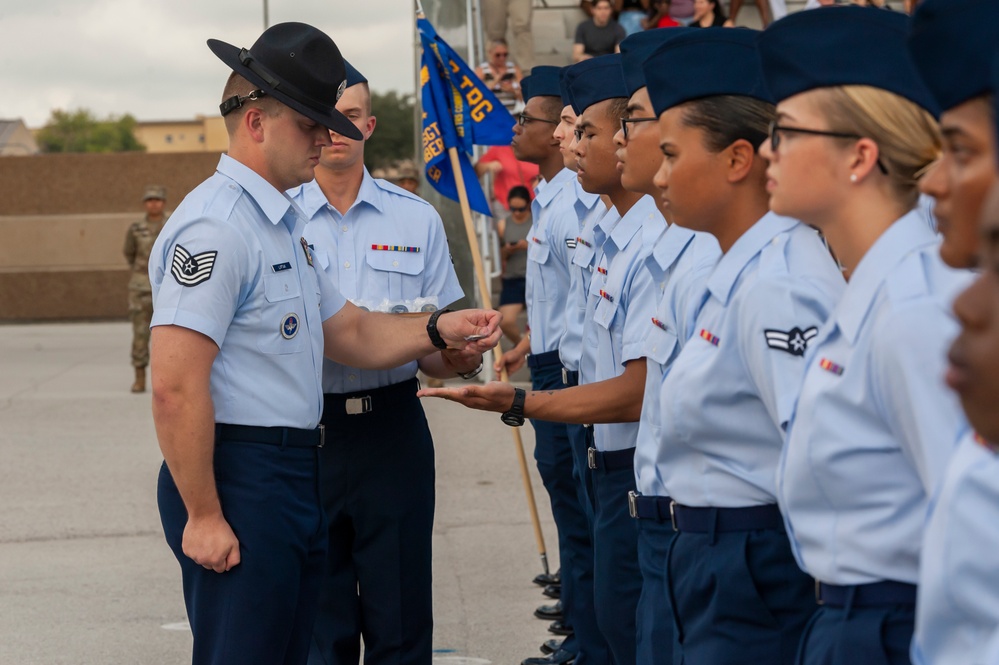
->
<box><xmin>123</xmin><ymin>185</ymin><xmax>168</xmax><ymax>392</ymax></box>
<box><xmin>392</xmin><ymin>158</ymin><xmax>421</xmax><ymax>194</ymax></box>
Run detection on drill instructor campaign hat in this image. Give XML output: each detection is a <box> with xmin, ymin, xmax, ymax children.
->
<box><xmin>208</xmin><ymin>22</ymin><xmax>363</xmax><ymax>140</ymax></box>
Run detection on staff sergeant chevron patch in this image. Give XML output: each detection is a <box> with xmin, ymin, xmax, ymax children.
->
<box><xmin>170</xmin><ymin>244</ymin><xmax>218</xmax><ymax>287</ymax></box>
<box><xmin>764</xmin><ymin>326</ymin><xmax>818</xmax><ymax>357</ymax></box>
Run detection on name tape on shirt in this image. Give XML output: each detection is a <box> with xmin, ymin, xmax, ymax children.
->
<box><xmin>171</xmin><ymin>244</ymin><xmax>218</xmax><ymax>287</ymax></box>
<box><xmin>272</xmin><ymin>262</ymin><xmax>292</xmax><ymax>272</ymax></box>
<box><xmin>764</xmin><ymin>326</ymin><xmax>818</xmax><ymax>357</ymax></box>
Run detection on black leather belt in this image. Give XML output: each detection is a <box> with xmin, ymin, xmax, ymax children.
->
<box><xmin>323</xmin><ymin>377</ymin><xmax>419</xmax><ymax>418</ymax></box>
<box><xmin>816</xmin><ymin>580</ymin><xmax>917</xmax><ymax>607</ymax></box>
<box><xmin>628</xmin><ymin>492</ymin><xmax>674</xmax><ymax>521</ymax></box>
<box><xmin>669</xmin><ymin>502</ymin><xmax>783</xmax><ymax>533</ymax></box>
<box><xmin>587</xmin><ymin>446</ymin><xmax>635</xmax><ymax>471</ymax></box>
<box><xmin>215</xmin><ymin>423</ymin><xmax>324</xmax><ymax>448</ymax></box>
<box><xmin>527</xmin><ymin>350</ymin><xmax>562</xmax><ymax>369</ymax></box>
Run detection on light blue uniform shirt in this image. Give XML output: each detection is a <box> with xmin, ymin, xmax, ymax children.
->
<box><xmin>589</xmin><ymin>195</ymin><xmax>664</xmax><ymax>452</ymax></box>
<box><xmin>913</xmin><ymin>431</ymin><xmax>999</xmax><ymax>665</ymax></box>
<box><xmin>634</xmin><ymin>226</ymin><xmax>720</xmax><ymax>497</ymax></box>
<box><xmin>658</xmin><ymin>213</ymin><xmax>845</xmax><ymax>506</ymax></box>
<box><xmin>578</xmin><ymin>207</ymin><xmax>622</xmax><ymax>385</ymax></box>
<box><xmin>778</xmin><ymin>211</ymin><xmax>970</xmax><ymax>585</ymax></box>
<box><xmin>150</xmin><ymin>154</ymin><xmax>346</xmax><ymax>429</ymax></box>
<box><xmin>292</xmin><ymin>171</ymin><xmax>463</xmax><ymax>393</ymax></box>
<box><xmin>527</xmin><ymin>168</ymin><xmax>583</xmax><ymax>355</ymax></box>
<box><xmin>559</xmin><ymin>178</ymin><xmax>605</xmax><ymax>372</ymax></box>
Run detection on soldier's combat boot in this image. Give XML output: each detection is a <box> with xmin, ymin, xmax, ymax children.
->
<box><xmin>131</xmin><ymin>367</ymin><xmax>146</xmax><ymax>393</ymax></box>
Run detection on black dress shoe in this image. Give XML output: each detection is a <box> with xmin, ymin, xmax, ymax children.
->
<box><xmin>548</xmin><ymin>620</ymin><xmax>574</xmax><ymax>636</ymax></box>
<box><xmin>521</xmin><ymin>648</ymin><xmax>576</xmax><ymax>665</ymax></box>
<box><xmin>533</xmin><ymin>569</ymin><xmax>561</xmax><ymax>587</ymax></box>
<box><xmin>534</xmin><ymin>600</ymin><xmax>563</xmax><ymax>621</ymax></box>
<box><xmin>540</xmin><ymin>638</ymin><xmax>564</xmax><ymax>655</ymax></box>
<box><xmin>542</xmin><ymin>583</ymin><xmax>561</xmax><ymax>599</ymax></box>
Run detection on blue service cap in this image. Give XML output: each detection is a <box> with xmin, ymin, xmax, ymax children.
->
<box><xmin>757</xmin><ymin>6</ymin><xmax>939</xmax><ymax>116</ymax></box>
<box><xmin>909</xmin><ymin>0</ymin><xmax>999</xmax><ymax>113</ymax></box>
<box><xmin>643</xmin><ymin>28</ymin><xmax>771</xmax><ymax>118</ymax></box>
<box><xmin>344</xmin><ymin>59</ymin><xmax>367</xmax><ymax>88</ymax></box>
<box><xmin>559</xmin><ymin>67</ymin><xmax>575</xmax><ymax>109</ymax></box>
<box><xmin>566</xmin><ymin>54</ymin><xmax>628</xmax><ymax>115</ymax></box>
<box><xmin>620</xmin><ymin>27</ymin><xmax>691</xmax><ymax>97</ymax></box>
<box><xmin>522</xmin><ymin>66</ymin><xmax>563</xmax><ymax>102</ymax></box>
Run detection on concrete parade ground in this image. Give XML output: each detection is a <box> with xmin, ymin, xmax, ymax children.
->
<box><xmin>0</xmin><ymin>322</ymin><xmax>558</xmax><ymax>665</ymax></box>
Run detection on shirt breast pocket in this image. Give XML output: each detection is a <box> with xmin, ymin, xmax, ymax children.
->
<box><xmin>529</xmin><ymin>240</ymin><xmax>561</xmax><ymax>302</ymax></box>
<box><xmin>594</xmin><ymin>295</ymin><xmax>619</xmax><ymax>331</ymax></box>
<box><xmin>643</xmin><ymin>324</ymin><xmax>679</xmax><ymax>368</ymax></box>
<box><xmin>257</xmin><ymin>273</ymin><xmax>307</xmax><ymax>354</ymax></box>
<box><xmin>365</xmin><ymin>249</ymin><xmax>425</xmax><ymax>301</ymax></box>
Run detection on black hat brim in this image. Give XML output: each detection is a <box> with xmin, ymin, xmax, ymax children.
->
<box><xmin>208</xmin><ymin>38</ymin><xmax>363</xmax><ymax>141</ymax></box>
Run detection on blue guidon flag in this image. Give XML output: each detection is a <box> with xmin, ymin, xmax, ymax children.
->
<box><xmin>171</xmin><ymin>244</ymin><xmax>218</xmax><ymax>287</ymax></box>
<box><xmin>418</xmin><ymin>17</ymin><xmax>515</xmax><ymax>216</ymax></box>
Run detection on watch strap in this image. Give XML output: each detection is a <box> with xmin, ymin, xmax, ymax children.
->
<box><xmin>426</xmin><ymin>308</ymin><xmax>452</xmax><ymax>350</ymax></box>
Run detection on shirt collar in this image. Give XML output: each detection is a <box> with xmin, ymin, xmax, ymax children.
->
<box><xmin>535</xmin><ymin>168</ymin><xmax>576</xmax><ymax>208</ymax></box>
<box><xmin>291</xmin><ymin>168</ymin><xmax>383</xmax><ymax>220</ymax></box>
<box><xmin>217</xmin><ymin>153</ymin><xmax>294</xmax><ymax>226</ymax></box>
<box><xmin>706</xmin><ymin>212</ymin><xmax>798</xmax><ymax>305</ymax></box>
<box><xmin>573</xmin><ymin>177</ymin><xmax>601</xmax><ymax>212</ymax></box>
<box><xmin>651</xmin><ymin>222</ymin><xmax>697</xmax><ymax>272</ymax></box>
<box><xmin>609</xmin><ymin>195</ymin><xmax>658</xmax><ymax>250</ymax></box>
<box><xmin>834</xmin><ymin>209</ymin><xmax>938</xmax><ymax>342</ymax></box>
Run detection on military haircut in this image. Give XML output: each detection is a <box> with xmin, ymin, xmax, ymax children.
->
<box><xmin>679</xmin><ymin>95</ymin><xmax>776</xmax><ymax>153</ymax></box>
<box><xmin>221</xmin><ymin>72</ymin><xmax>284</xmax><ymax>134</ymax></box>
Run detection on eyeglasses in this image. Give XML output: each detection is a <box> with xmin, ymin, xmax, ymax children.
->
<box><xmin>492</xmin><ymin>51</ymin><xmax>509</xmax><ymax>57</ymax></box>
<box><xmin>620</xmin><ymin>117</ymin><xmax>657</xmax><ymax>141</ymax></box>
<box><xmin>510</xmin><ymin>205</ymin><xmax>529</xmax><ymax>213</ymax></box>
<box><xmin>518</xmin><ymin>113</ymin><xmax>558</xmax><ymax>127</ymax></box>
<box><xmin>768</xmin><ymin>121</ymin><xmax>889</xmax><ymax>175</ymax></box>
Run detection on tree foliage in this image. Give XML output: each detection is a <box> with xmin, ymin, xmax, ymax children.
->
<box><xmin>365</xmin><ymin>91</ymin><xmax>416</xmax><ymax>170</ymax></box>
<box><xmin>37</xmin><ymin>108</ymin><xmax>145</xmax><ymax>153</ymax></box>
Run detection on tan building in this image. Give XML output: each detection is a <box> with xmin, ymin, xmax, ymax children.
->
<box><xmin>0</xmin><ymin>119</ymin><xmax>40</xmax><ymax>155</ymax></box>
<box><xmin>132</xmin><ymin>115</ymin><xmax>228</xmax><ymax>154</ymax></box>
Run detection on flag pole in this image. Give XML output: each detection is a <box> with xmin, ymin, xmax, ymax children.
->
<box><xmin>446</xmin><ymin>146</ymin><xmax>550</xmax><ymax>577</ymax></box>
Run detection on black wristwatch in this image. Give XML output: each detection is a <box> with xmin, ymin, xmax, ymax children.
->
<box><xmin>426</xmin><ymin>308</ymin><xmax>452</xmax><ymax>350</ymax></box>
<box><xmin>501</xmin><ymin>387</ymin><xmax>527</xmax><ymax>427</ymax></box>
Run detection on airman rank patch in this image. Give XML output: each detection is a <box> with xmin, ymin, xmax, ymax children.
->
<box><xmin>566</xmin><ymin>238</ymin><xmax>577</xmax><ymax>249</ymax></box>
<box><xmin>300</xmin><ymin>237</ymin><xmax>314</xmax><ymax>267</ymax></box>
<box><xmin>819</xmin><ymin>358</ymin><xmax>844</xmax><ymax>376</ymax></box>
<box><xmin>764</xmin><ymin>326</ymin><xmax>817</xmax><ymax>356</ymax></box>
<box><xmin>699</xmin><ymin>329</ymin><xmax>720</xmax><ymax>346</ymax></box>
<box><xmin>280</xmin><ymin>314</ymin><xmax>300</xmax><ymax>339</ymax></box>
<box><xmin>171</xmin><ymin>244</ymin><xmax>218</xmax><ymax>287</ymax></box>
<box><xmin>371</xmin><ymin>244</ymin><xmax>421</xmax><ymax>252</ymax></box>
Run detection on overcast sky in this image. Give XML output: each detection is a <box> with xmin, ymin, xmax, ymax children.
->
<box><xmin>1</xmin><ymin>0</ymin><xmax>419</xmax><ymax>128</ymax></box>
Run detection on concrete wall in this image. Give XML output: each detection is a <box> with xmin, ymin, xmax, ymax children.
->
<box><xmin>0</xmin><ymin>152</ymin><xmax>221</xmax><ymax>321</ymax></box>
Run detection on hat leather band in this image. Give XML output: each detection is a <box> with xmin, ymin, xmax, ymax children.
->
<box><xmin>238</xmin><ymin>47</ymin><xmax>335</xmax><ymax>117</ymax></box>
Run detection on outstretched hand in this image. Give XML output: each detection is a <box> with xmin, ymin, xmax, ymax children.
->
<box><xmin>418</xmin><ymin>380</ymin><xmax>517</xmax><ymax>413</ymax></box>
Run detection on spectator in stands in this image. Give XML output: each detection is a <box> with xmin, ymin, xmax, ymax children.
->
<box><xmin>729</xmin><ymin>0</ymin><xmax>770</xmax><ymax>25</ymax></box>
<box><xmin>481</xmin><ymin>0</ymin><xmax>535</xmax><ymax>72</ymax></box>
<box><xmin>474</xmin><ymin>39</ymin><xmax>524</xmax><ymax>114</ymax></box>
<box><xmin>496</xmin><ymin>185</ymin><xmax>532</xmax><ymax>345</ymax></box>
<box><xmin>616</xmin><ymin>0</ymin><xmax>651</xmax><ymax>35</ymax></box>
<box><xmin>573</xmin><ymin>0</ymin><xmax>627</xmax><ymax>61</ymax></box>
<box><xmin>475</xmin><ymin>144</ymin><xmax>540</xmax><ymax>220</ymax></box>
<box><xmin>643</xmin><ymin>0</ymin><xmax>682</xmax><ymax>27</ymax></box>
<box><xmin>690</xmin><ymin>0</ymin><xmax>730</xmax><ymax>27</ymax></box>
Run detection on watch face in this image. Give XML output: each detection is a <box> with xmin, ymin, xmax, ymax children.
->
<box><xmin>501</xmin><ymin>412</ymin><xmax>524</xmax><ymax>427</ymax></box>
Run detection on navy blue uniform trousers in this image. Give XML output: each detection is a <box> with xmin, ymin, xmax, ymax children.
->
<box><xmin>666</xmin><ymin>522</ymin><xmax>815</xmax><ymax>665</ymax></box>
<box><xmin>309</xmin><ymin>379</ymin><xmax>435</xmax><ymax>665</ymax></box>
<box><xmin>530</xmin><ymin>357</ymin><xmax>608</xmax><ymax>664</ymax></box>
<box><xmin>590</xmin><ymin>448</ymin><xmax>643</xmax><ymax>665</ymax></box>
<box><xmin>158</xmin><ymin>438</ymin><xmax>326</xmax><ymax>665</ymax></box>
<box><xmin>795</xmin><ymin>598</ymin><xmax>915</xmax><ymax>665</ymax></box>
<box><xmin>636</xmin><ymin>512</ymin><xmax>677</xmax><ymax>665</ymax></box>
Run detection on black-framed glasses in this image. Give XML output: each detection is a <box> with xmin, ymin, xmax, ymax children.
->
<box><xmin>768</xmin><ymin>121</ymin><xmax>889</xmax><ymax>175</ymax></box>
<box><xmin>620</xmin><ymin>117</ymin><xmax>657</xmax><ymax>141</ymax></box>
<box><xmin>518</xmin><ymin>113</ymin><xmax>558</xmax><ymax>127</ymax></box>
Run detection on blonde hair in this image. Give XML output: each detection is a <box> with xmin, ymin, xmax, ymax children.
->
<box><xmin>810</xmin><ymin>85</ymin><xmax>940</xmax><ymax>208</ymax></box>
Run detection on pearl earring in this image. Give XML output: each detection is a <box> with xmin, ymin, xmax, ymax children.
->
<box><xmin>850</xmin><ymin>174</ymin><xmax>858</xmax><ymax>183</ymax></box>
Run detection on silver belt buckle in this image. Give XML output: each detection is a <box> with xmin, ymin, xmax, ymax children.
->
<box><xmin>587</xmin><ymin>446</ymin><xmax>597</xmax><ymax>470</ymax></box>
<box><xmin>345</xmin><ymin>396</ymin><xmax>372</xmax><ymax>415</ymax></box>
<box><xmin>628</xmin><ymin>491</ymin><xmax>638</xmax><ymax>518</ymax></box>
<box><xmin>318</xmin><ymin>424</ymin><xmax>325</xmax><ymax>448</ymax></box>
<box><xmin>561</xmin><ymin>368</ymin><xmax>569</xmax><ymax>386</ymax></box>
